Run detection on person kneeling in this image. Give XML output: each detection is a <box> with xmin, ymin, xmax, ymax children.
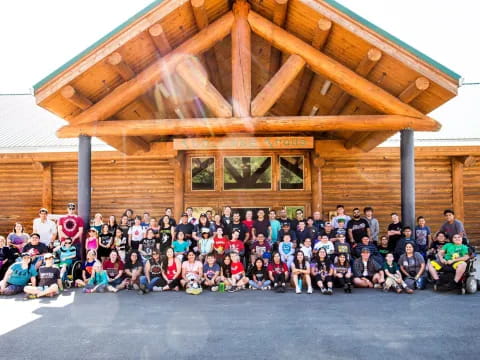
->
<box><xmin>291</xmin><ymin>250</ymin><xmax>313</xmax><ymax>294</ymax></box>
<box><xmin>24</xmin><ymin>253</ymin><xmax>62</xmax><ymax>299</ymax></box>
<box><xmin>353</xmin><ymin>248</ymin><xmax>384</xmax><ymax>288</ymax></box>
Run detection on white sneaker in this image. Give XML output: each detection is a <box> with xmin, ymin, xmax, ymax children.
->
<box><xmin>295</xmin><ymin>287</ymin><xmax>302</xmax><ymax>294</ymax></box>
<box><xmin>307</xmin><ymin>287</ymin><xmax>313</xmax><ymax>294</ymax></box>
<box><xmin>152</xmin><ymin>286</ymin><xmax>163</xmax><ymax>292</ymax></box>
<box><xmin>211</xmin><ymin>286</ymin><xmax>218</xmax><ymax>292</ymax></box>
<box><xmin>132</xmin><ymin>284</ymin><xmax>140</xmax><ymax>290</ymax></box>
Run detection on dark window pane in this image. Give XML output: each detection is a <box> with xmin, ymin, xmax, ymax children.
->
<box><xmin>191</xmin><ymin>157</ymin><xmax>215</xmax><ymax>191</ymax></box>
<box><xmin>280</xmin><ymin>156</ymin><xmax>304</xmax><ymax>190</ymax></box>
<box><xmin>224</xmin><ymin>157</ymin><xmax>272</xmax><ymax>190</ymax></box>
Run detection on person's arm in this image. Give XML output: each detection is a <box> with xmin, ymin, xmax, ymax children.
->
<box><xmin>291</xmin><ymin>263</ymin><xmax>299</xmax><ymax>275</ymax></box>
<box><xmin>58</xmin><ymin>224</ymin><xmax>65</xmax><ymax>241</ymax></box>
<box><xmin>244</xmin><ymin>226</ymin><xmax>250</xmax><ymax>244</ymax></box>
<box><xmin>51</xmin><ymin>222</ymin><xmax>58</xmax><ymax>242</ymax></box>
<box><xmin>303</xmin><ymin>263</ymin><xmax>311</xmax><ymax>275</ymax></box>
<box><xmin>115</xmin><ymin>269</ymin><xmax>124</xmax><ymax>280</ymax></box>
<box><xmin>1</xmin><ymin>267</ymin><xmax>13</xmax><ymax>289</ymax></box>
<box><xmin>124</xmin><ymin>267</ymin><xmax>133</xmax><ymax>277</ymax></box>
<box><xmin>416</xmin><ymin>261</ymin><xmax>426</xmax><ymax>278</ymax></box>
<box><xmin>367</xmin><ymin>227</ymin><xmax>372</xmax><ymax>240</ymax></box>
<box><xmin>267</xmin><ymin>226</ymin><xmax>272</xmax><ymax>241</ymax></box>
<box><xmin>30</xmin><ymin>275</ymin><xmax>37</xmax><ymax>287</ymax></box>
<box><xmin>348</xmin><ymin>229</ymin><xmax>354</xmax><ymax>244</ymax></box>
<box><xmin>138</xmin><ymin>244</ymin><xmax>145</xmax><ymax>256</ymax></box>
<box><xmin>73</xmin><ymin>227</ymin><xmax>83</xmax><ymax>244</ymax></box>
<box><xmin>181</xmin><ymin>265</ymin><xmax>187</xmax><ymax>281</ymax></box>
<box><xmin>251</xmin><ymin>227</ymin><xmax>257</xmax><ymax>242</ymax></box>
<box><xmin>57</xmin><ymin>278</ymin><xmax>64</xmax><ymax>291</ymax></box>
<box><xmin>437</xmin><ymin>249</ymin><xmax>447</xmax><ymax>264</ymax></box>
<box><xmin>268</xmin><ymin>270</ymin><xmax>274</xmax><ymax>282</ymax></box>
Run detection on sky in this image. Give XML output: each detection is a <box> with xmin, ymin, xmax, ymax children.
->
<box><xmin>0</xmin><ymin>0</ymin><xmax>478</xmax><ymax>140</ymax></box>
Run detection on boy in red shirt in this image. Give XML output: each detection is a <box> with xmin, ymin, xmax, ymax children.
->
<box><xmin>213</xmin><ymin>227</ymin><xmax>228</xmax><ymax>262</ymax></box>
<box><xmin>227</xmin><ymin>229</ymin><xmax>245</xmax><ymax>257</ymax></box>
<box><xmin>229</xmin><ymin>252</ymin><xmax>249</xmax><ymax>292</ymax></box>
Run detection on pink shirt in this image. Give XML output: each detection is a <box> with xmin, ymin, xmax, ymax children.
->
<box><xmin>86</xmin><ymin>237</ymin><xmax>98</xmax><ymax>250</ymax></box>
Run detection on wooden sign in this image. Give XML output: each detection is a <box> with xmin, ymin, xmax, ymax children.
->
<box><xmin>174</xmin><ymin>136</ymin><xmax>314</xmax><ymax>150</ymax></box>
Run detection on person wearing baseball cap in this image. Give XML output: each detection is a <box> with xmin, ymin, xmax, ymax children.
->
<box><xmin>352</xmin><ymin>246</ymin><xmax>384</xmax><ymax>288</ymax></box>
<box><xmin>0</xmin><ymin>252</ymin><xmax>37</xmax><ymax>296</ymax></box>
<box><xmin>23</xmin><ymin>253</ymin><xmax>63</xmax><ymax>299</ymax></box>
<box><xmin>22</xmin><ymin>233</ymin><xmax>49</xmax><ymax>270</ymax></box>
<box><xmin>33</xmin><ymin>208</ymin><xmax>57</xmax><ymax>247</ymax></box>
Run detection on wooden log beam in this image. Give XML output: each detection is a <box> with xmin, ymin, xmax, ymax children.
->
<box><xmin>148</xmin><ymin>23</ymin><xmax>172</xmax><ymax>55</ymax></box>
<box><xmin>176</xmin><ymin>57</ymin><xmax>232</xmax><ymax>117</ymax></box>
<box><xmin>41</xmin><ymin>162</ymin><xmax>53</xmax><ymax>211</ymax></box>
<box><xmin>460</xmin><ymin>155</ymin><xmax>477</xmax><ymax>168</ymax></box>
<box><xmin>355</xmin><ymin>77</ymin><xmax>432</xmax><ymax>151</ymax></box>
<box><xmin>247</xmin><ymin>11</ymin><xmax>431</xmax><ymax>120</ymax></box>
<box><xmin>68</xmin><ymin>12</ymin><xmax>234</xmax><ymax>126</ymax></box>
<box><xmin>296</xmin><ymin>18</ymin><xmax>332</xmax><ymax>115</ymax></box>
<box><xmin>451</xmin><ymin>157</ymin><xmax>465</xmax><ymax>222</ymax></box>
<box><xmin>171</xmin><ymin>152</ymin><xmax>185</xmax><ymax>222</ymax></box>
<box><xmin>268</xmin><ymin>0</ymin><xmax>289</xmax><ymax>77</ymax></box>
<box><xmin>251</xmin><ymin>54</ymin><xmax>306</xmax><ymax>116</ymax></box>
<box><xmin>232</xmin><ymin>0</ymin><xmax>251</xmax><ymax>117</ymax></box>
<box><xmin>61</xmin><ymin>86</ymin><xmax>92</xmax><ymax>110</ymax></box>
<box><xmin>190</xmin><ymin>0</ymin><xmax>223</xmax><ymax>93</ymax></box>
<box><xmin>57</xmin><ymin>115</ymin><xmax>440</xmax><ymax>138</ymax></box>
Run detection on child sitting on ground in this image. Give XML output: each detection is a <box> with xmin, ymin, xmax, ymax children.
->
<box><xmin>83</xmin><ymin>261</ymin><xmax>118</xmax><ymax>293</ymax></box>
<box><xmin>300</xmin><ymin>238</ymin><xmax>313</xmax><ymax>262</ymax></box>
<box><xmin>248</xmin><ymin>257</ymin><xmax>271</xmax><ymax>290</ymax></box>
<box><xmin>202</xmin><ymin>253</ymin><xmax>220</xmax><ymax>291</ymax></box>
<box><xmin>229</xmin><ymin>252</ymin><xmax>249</xmax><ymax>292</ymax></box>
<box><xmin>383</xmin><ymin>253</ymin><xmax>413</xmax><ymax>294</ymax></box>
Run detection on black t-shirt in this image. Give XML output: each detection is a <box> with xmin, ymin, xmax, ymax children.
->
<box><xmin>388</xmin><ymin>222</ymin><xmax>403</xmax><ymax>251</ymax></box>
<box><xmin>221</xmin><ymin>262</ymin><xmax>232</xmax><ymax>278</ymax></box>
<box><xmin>176</xmin><ymin>223</ymin><xmax>194</xmax><ymax>238</ymax></box>
<box><xmin>38</xmin><ymin>266</ymin><xmax>60</xmax><ymax>287</ymax></box>
<box><xmin>141</xmin><ymin>238</ymin><xmax>158</xmax><ymax>256</ymax></box>
<box><xmin>159</xmin><ymin>226</ymin><xmax>173</xmax><ymax>253</ymax></box>
<box><xmin>250</xmin><ymin>266</ymin><xmax>268</xmax><ymax>282</ymax></box>
<box><xmin>347</xmin><ymin>218</ymin><xmax>370</xmax><ymax>243</ymax></box>
<box><xmin>23</xmin><ymin>242</ymin><xmax>48</xmax><ymax>256</ymax></box>
<box><xmin>118</xmin><ymin>224</ymin><xmax>130</xmax><ymax>239</ymax></box>
<box><xmin>148</xmin><ymin>259</ymin><xmax>162</xmax><ymax>277</ymax></box>
<box><xmin>378</xmin><ymin>245</ymin><xmax>389</xmax><ymax>259</ymax></box>
<box><xmin>169</xmin><ymin>218</ymin><xmax>177</xmax><ymax>227</ymax></box>
<box><xmin>99</xmin><ymin>233</ymin><xmax>112</xmax><ymax>247</ymax></box>
<box><xmin>232</xmin><ymin>222</ymin><xmax>249</xmax><ymax>241</ymax></box>
<box><xmin>221</xmin><ymin>216</ymin><xmax>234</xmax><ymax>237</ymax></box>
<box><xmin>253</xmin><ymin>218</ymin><xmax>270</xmax><ymax>237</ymax></box>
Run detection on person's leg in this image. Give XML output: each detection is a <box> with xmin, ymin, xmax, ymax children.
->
<box><xmin>428</xmin><ymin>262</ymin><xmax>440</xmax><ymax>281</ymax></box>
<box><xmin>139</xmin><ymin>276</ymin><xmax>148</xmax><ymax>290</ymax></box>
<box><xmin>3</xmin><ymin>284</ymin><xmax>23</xmax><ymax>296</ymax></box>
<box><xmin>454</xmin><ymin>262</ymin><xmax>467</xmax><ymax>283</ymax></box>
<box><xmin>304</xmin><ymin>274</ymin><xmax>313</xmax><ymax>293</ymax></box>
<box><xmin>37</xmin><ymin>284</ymin><xmax>59</xmax><ymax>298</ymax></box>
<box><xmin>353</xmin><ymin>278</ymin><xmax>369</xmax><ymax>288</ymax></box>
<box><xmin>325</xmin><ymin>276</ymin><xmax>333</xmax><ymax>294</ymax></box>
<box><xmin>249</xmin><ymin>279</ymin><xmax>260</xmax><ymax>289</ymax></box>
<box><xmin>147</xmin><ymin>277</ymin><xmax>162</xmax><ymax>291</ymax></box>
<box><xmin>168</xmin><ymin>277</ymin><xmax>181</xmax><ymax>290</ymax></box>
<box><xmin>23</xmin><ymin>286</ymin><xmax>41</xmax><ymax>296</ymax></box>
<box><xmin>292</xmin><ymin>273</ymin><xmax>300</xmax><ymax>292</ymax></box>
<box><xmin>262</xmin><ymin>280</ymin><xmax>271</xmax><ymax>289</ymax></box>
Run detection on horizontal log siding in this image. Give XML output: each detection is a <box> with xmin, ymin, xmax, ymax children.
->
<box><xmin>322</xmin><ymin>157</ymin><xmax>454</xmax><ymax>241</ymax></box>
<box><xmin>464</xmin><ymin>164</ymin><xmax>480</xmax><ymax>243</ymax></box>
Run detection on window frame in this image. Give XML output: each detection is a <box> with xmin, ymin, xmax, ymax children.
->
<box><xmin>190</xmin><ymin>156</ymin><xmax>216</xmax><ymax>192</ymax></box>
<box><xmin>222</xmin><ymin>155</ymin><xmax>273</xmax><ymax>191</ymax></box>
<box><xmin>279</xmin><ymin>155</ymin><xmax>305</xmax><ymax>191</ymax></box>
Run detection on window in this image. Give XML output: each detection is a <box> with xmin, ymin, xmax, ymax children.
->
<box><xmin>280</xmin><ymin>156</ymin><xmax>304</xmax><ymax>190</ymax></box>
<box><xmin>191</xmin><ymin>157</ymin><xmax>215</xmax><ymax>191</ymax></box>
<box><xmin>223</xmin><ymin>156</ymin><xmax>272</xmax><ymax>190</ymax></box>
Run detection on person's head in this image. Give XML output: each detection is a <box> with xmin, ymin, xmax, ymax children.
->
<box><xmin>44</xmin><ymin>253</ymin><xmax>54</xmax><ymax>266</ymax></box>
<box><xmin>337</xmin><ymin>219</ymin><xmax>345</xmax><ymax>228</ymax></box>
<box><xmin>269</xmin><ymin>210</ymin><xmax>276</xmax><ymax>220</ymax></box>
<box><xmin>186</xmin><ymin>250</ymin><xmax>196</xmax><ymax>262</ymax></box>
<box><xmin>199</xmin><ymin>213</ymin><xmax>208</xmax><ymax>225</ymax></box>
<box><xmin>21</xmin><ymin>252</ymin><xmax>31</xmax><ymax>265</ymax></box>
<box><xmin>206</xmin><ymin>210</ymin><xmax>213</xmax><ymax>220</ymax></box>
<box><xmin>30</xmin><ymin>233</ymin><xmax>40</xmax><ymax>244</ymax></box>
<box><xmin>134</xmin><ymin>215</ymin><xmax>141</xmax><ymax>225</ymax></box>
<box><xmin>201</xmin><ymin>228</ymin><xmax>210</xmax><ymax>238</ymax></box>
<box><xmin>245</xmin><ymin>210</ymin><xmax>253</xmax><ymax>220</ymax></box>
<box><xmin>295</xmin><ymin>250</ymin><xmax>305</xmax><ymax>263</ymax></box>
<box><xmin>443</xmin><ymin>209</ymin><xmax>455</xmax><ymax>222</ymax></box>
<box><xmin>402</xmin><ymin>226</ymin><xmax>412</xmax><ymax>238</ymax></box>
<box><xmin>391</xmin><ymin>213</ymin><xmax>399</xmax><ymax>223</ymax></box>
<box><xmin>279</xmin><ymin>209</ymin><xmax>287</xmax><ymax>219</ymax></box>
<box><xmin>101</xmin><ymin>224</ymin><xmax>109</xmax><ymax>234</ymax></box>
<box><xmin>93</xmin><ymin>261</ymin><xmax>103</xmax><ymax>272</ymax></box>
<box><xmin>39</xmin><ymin>208</ymin><xmax>48</xmax><ymax>220</ymax></box>
<box><xmin>13</xmin><ymin>222</ymin><xmax>24</xmax><ymax>234</ymax></box>
<box><xmin>363</xmin><ymin>207</ymin><xmax>373</xmax><ymax>218</ymax></box>
<box><xmin>257</xmin><ymin>233</ymin><xmax>265</xmax><ymax>243</ymax></box>
<box><xmin>317</xmin><ymin>247</ymin><xmax>327</xmax><ymax>261</ymax></box>
<box><xmin>230</xmin><ymin>252</ymin><xmax>240</xmax><ymax>263</ymax></box>
<box><xmin>186</xmin><ymin>207</ymin><xmax>193</xmax><ymax>216</ymax></box>
<box><xmin>223</xmin><ymin>206</ymin><xmax>232</xmax><ymax>217</ymax></box>
<box><xmin>223</xmin><ymin>254</ymin><xmax>231</xmax><ymax>265</ymax></box>
<box><xmin>214</xmin><ymin>214</ymin><xmax>221</xmax><ymax>223</ymax></box>
<box><xmin>0</xmin><ymin>236</ymin><xmax>6</xmax><ymax>247</ymax></box>
<box><xmin>147</xmin><ymin>217</ymin><xmax>156</xmax><ymax>227</ymax></box>
<box><xmin>313</xmin><ymin>211</ymin><xmax>321</xmax><ymax>220</ymax></box>
<box><xmin>352</xmin><ymin>208</ymin><xmax>361</xmax><ymax>219</ymax></box>
<box><xmin>124</xmin><ymin>208</ymin><xmax>134</xmax><ymax>218</ymax></box>
<box><xmin>143</xmin><ymin>212</ymin><xmax>150</xmax><ymax>222</ymax></box>
<box><xmin>120</xmin><ymin>215</ymin><xmax>128</xmax><ymax>225</ymax></box>
<box><xmin>283</xmin><ymin>234</ymin><xmax>291</xmax><ymax>243</ymax></box>
<box><xmin>380</xmin><ymin>235</ymin><xmax>388</xmax><ymax>247</ymax></box>
<box><xmin>436</xmin><ymin>231</ymin><xmax>447</xmax><ymax>243</ymax></box>
<box><xmin>63</xmin><ymin>237</ymin><xmax>73</xmax><ymax>247</ymax></box>
<box><xmin>336</xmin><ymin>205</ymin><xmax>345</xmax><ymax>215</ymax></box>
<box><xmin>320</xmin><ymin>235</ymin><xmax>329</xmax><ymax>243</ymax></box>
<box><xmin>145</xmin><ymin>228</ymin><xmax>154</xmax><ymax>239</ymax></box>
<box><xmin>298</xmin><ymin>220</ymin><xmax>305</xmax><ymax>230</ymax></box>
<box><xmin>181</xmin><ymin>213</ymin><xmax>189</xmax><ymax>224</ymax></box>
<box><xmin>216</xmin><ymin>227</ymin><xmax>223</xmax><ymax>237</ymax></box>
<box><xmin>337</xmin><ymin>234</ymin><xmax>346</xmax><ymax>243</ymax></box>
<box><xmin>233</xmin><ymin>212</ymin><xmax>241</xmax><ymax>222</ymax></box>
<box><xmin>417</xmin><ymin>216</ymin><xmax>426</xmax><ymax>226</ymax></box>
<box><xmin>361</xmin><ymin>236</ymin><xmax>369</xmax><ymax>245</ymax></box>
<box><xmin>360</xmin><ymin>247</ymin><xmax>370</xmax><ymax>260</ymax></box>
<box><xmin>306</xmin><ymin>217</ymin><xmax>314</xmax><ymax>226</ymax></box>
<box><xmin>88</xmin><ymin>228</ymin><xmax>98</xmax><ymax>238</ymax></box>
<box><xmin>257</xmin><ymin>209</ymin><xmax>265</xmax><ymax>219</ymax></box>
<box><xmin>165</xmin><ymin>247</ymin><xmax>174</xmax><ymax>259</ymax></box>
<box><xmin>165</xmin><ymin>208</ymin><xmax>173</xmax><ymax>217</ymax></box>
<box><xmin>176</xmin><ymin>231</ymin><xmax>185</xmax><ymax>241</ymax></box>
<box><xmin>151</xmin><ymin>249</ymin><xmax>161</xmax><ymax>262</ymax></box>
<box><xmin>206</xmin><ymin>253</ymin><xmax>216</xmax><ymax>265</ymax></box>
<box><xmin>254</xmin><ymin>257</ymin><xmax>264</xmax><ymax>270</ymax></box>
<box><xmin>385</xmin><ymin>253</ymin><xmax>394</xmax><ymax>264</ymax></box>
<box><xmin>114</xmin><ymin>228</ymin><xmax>123</xmax><ymax>239</ymax></box>
<box><xmin>94</xmin><ymin>213</ymin><xmax>103</xmax><ymax>223</ymax></box>
<box><xmin>109</xmin><ymin>249</ymin><xmax>119</xmax><ymax>263</ymax></box>
<box><xmin>324</xmin><ymin>222</ymin><xmax>332</xmax><ymax>231</ymax></box>
<box><xmin>452</xmin><ymin>233</ymin><xmax>463</xmax><ymax>245</ymax></box>
<box><xmin>272</xmin><ymin>252</ymin><xmax>281</xmax><ymax>264</ymax></box>
<box><xmin>337</xmin><ymin>253</ymin><xmax>347</xmax><ymax>266</ymax></box>
<box><xmin>295</xmin><ymin>209</ymin><xmax>304</xmax><ymax>220</ymax></box>
<box><xmin>303</xmin><ymin>238</ymin><xmax>312</xmax><ymax>248</ymax></box>
<box><xmin>231</xmin><ymin>228</ymin><xmax>240</xmax><ymax>240</ymax></box>
<box><xmin>86</xmin><ymin>249</ymin><xmax>97</xmax><ymax>261</ymax></box>
<box><xmin>405</xmin><ymin>242</ymin><xmax>415</xmax><ymax>255</ymax></box>
<box><xmin>129</xmin><ymin>250</ymin><xmax>139</xmax><ymax>264</ymax></box>
<box><xmin>67</xmin><ymin>202</ymin><xmax>76</xmax><ymax>214</ymax></box>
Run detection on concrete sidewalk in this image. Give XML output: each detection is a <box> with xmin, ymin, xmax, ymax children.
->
<box><xmin>0</xmin><ymin>288</ymin><xmax>478</xmax><ymax>360</ymax></box>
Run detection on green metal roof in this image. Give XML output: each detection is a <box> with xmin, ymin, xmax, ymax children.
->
<box><xmin>33</xmin><ymin>0</ymin><xmax>461</xmax><ymax>92</ymax></box>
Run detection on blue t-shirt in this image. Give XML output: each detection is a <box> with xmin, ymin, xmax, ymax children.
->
<box><xmin>8</xmin><ymin>263</ymin><xmax>38</xmax><ymax>286</ymax></box>
<box><xmin>58</xmin><ymin>246</ymin><xmax>77</xmax><ymax>263</ymax></box>
<box><xmin>270</xmin><ymin>219</ymin><xmax>281</xmax><ymax>243</ymax></box>
<box><xmin>203</xmin><ymin>263</ymin><xmax>220</xmax><ymax>280</ymax></box>
<box><xmin>281</xmin><ymin>242</ymin><xmax>293</xmax><ymax>256</ymax></box>
<box><xmin>415</xmin><ymin>225</ymin><xmax>431</xmax><ymax>247</ymax></box>
<box><xmin>173</xmin><ymin>240</ymin><xmax>189</xmax><ymax>253</ymax></box>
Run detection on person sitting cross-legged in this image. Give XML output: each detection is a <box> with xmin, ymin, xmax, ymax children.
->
<box><xmin>352</xmin><ymin>247</ymin><xmax>384</xmax><ymax>288</ymax></box>
<box><xmin>0</xmin><ymin>252</ymin><xmax>37</xmax><ymax>296</ymax></box>
<box><xmin>24</xmin><ymin>253</ymin><xmax>62</xmax><ymax>299</ymax></box>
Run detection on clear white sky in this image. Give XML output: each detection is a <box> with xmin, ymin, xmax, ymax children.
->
<box><xmin>0</xmin><ymin>0</ymin><xmax>478</xmax><ymax>139</ymax></box>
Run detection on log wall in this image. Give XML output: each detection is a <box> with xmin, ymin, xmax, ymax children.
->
<box><xmin>464</xmin><ymin>164</ymin><xmax>480</xmax><ymax>242</ymax></box>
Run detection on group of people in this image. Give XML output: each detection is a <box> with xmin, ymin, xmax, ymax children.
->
<box><xmin>0</xmin><ymin>202</ymin><xmax>473</xmax><ymax>298</ymax></box>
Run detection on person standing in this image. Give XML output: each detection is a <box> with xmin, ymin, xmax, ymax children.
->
<box><xmin>347</xmin><ymin>208</ymin><xmax>371</xmax><ymax>245</ymax></box>
<box><xmin>58</xmin><ymin>203</ymin><xmax>84</xmax><ymax>250</ymax></box>
<box><xmin>33</xmin><ymin>208</ymin><xmax>57</xmax><ymax>247</ymax></box>
<box><xmin>363</xmin><ymin>207</ymin><xmax>379</xmax><ymax>245</ymax></box>
<box><xmin>387</xmin><ymin>213</ymin><xmax>403</xmax><ymax>252</ymax></box>
<box><xmin>439</xmin><ymin>209</ymin><xmax>467</xmax><ymax>241</ymax></box>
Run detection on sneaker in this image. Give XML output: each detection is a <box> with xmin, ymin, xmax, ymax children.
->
<box><xmin>347</xmin><ymin>283</ymin><xmax>352</xmax><ymax>293</ymax></box>
<box><xmin>137</xmin><ymin>289</ymin><xmax>145</xmax><ymax>295</ymax></box>
<box><xmin>262</xmin><ymin>286</ymin><xmax>271</xmax><ymax>290</ymax></box>
<box><xmin>374</xmin><ymin>283</ymin><xmax>382</xmax><ymax>289</ymax></box>
<box><xmin>228</xmin><ymin>286</ymin><xmax>238</xmax><ymax>293</ymax></box>
<box><xmin>107</xmin><ymin>285</ymin><xmax>118</xmax><ymax>293</ymax></box>
<box><xmin>250</xmin><ymin>285</ymin><xmax>257</xmax><ymax>290</ymax></box>
<box><xmin>320</xmin><ymin>287</ymin><xmax>327</xmax><ymax>295</ymax></box>
<box><xmin>152</xmin><ymin>286</ymin><xmax>163</xmax><ymax>292</ymax></box>
<box><xmin>405</xmin><ymin>287</ymin><xmax>414</xmax><ymax>294</ymax></box>
<box><xmin>296</xmin><ymin>287</ymin><xmax>301</xmax><ymax>294</ymax></box>
<box><xmin>280</xmin><ymin>284</ymin><xmax>286</xmax><ymax>293</ymax></box>
<box><xmin>307</xmin><ymin>287</ymin><xmax>313</xmax><ymax>294</ymax></box>
<box><xmin>186</xmin><ymin>287</ymin><xmax>193</xmax><ymax>294</ymax></box>
<box><xmin>127</xmin><ymin>284</ymin><xmax>133</xmax><ymax>291</ymax></box>
<box><xmin>327</xmin><ymin>288</ymin><xmax>333</xmax><ymax>295</ymax></box>
<box><xmin>23</xmin><ymin>294</ymin><xmax>37</xmax><ymax>300</ymax></box>
<box><xmin>211</xmin><ymin>286</ymin><xmax>218</xmax><ymax>292</ymax></box>
<box><xmin>132</xmin><ymin>284</ymin><xmax>140</xmax><ymax>290</ymax></box>
<box><xmin>190</xmin><ymin>287</ymin><xmax>202</xmax><ymax>295</ymax></box>
<box><xmin>344</xmin><ymin>284</ymin><xmax>349</xmax><ymax>293</ymax></box>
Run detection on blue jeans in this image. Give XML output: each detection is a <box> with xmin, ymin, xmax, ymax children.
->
<box><xmin>139</xmin><ymin>276</ymin><xmax>163</xmax><ymax>291</ymax></box>
<box><xmin>249</xmin><ymin>279</ymin><xmax>271</xmax><ymax>289</ymax></box>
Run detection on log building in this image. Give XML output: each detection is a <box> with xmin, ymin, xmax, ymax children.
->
<box><xmin>1</xmin><ymin>0</ymin><xmax>478</xmax><ymax>244</ymax></box>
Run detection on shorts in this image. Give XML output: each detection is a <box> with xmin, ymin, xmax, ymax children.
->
<box><xmin>431</xmin><ymin>260</ymin><xmax>465</xmax><ymax>271</ymax></box>
<box><xmin>3</xmin><ymin>284</ymin><xmax>24</xmax><ymax>295</ymax></box>
<box><xmin>36</xmin><ymin>285</ymin><xmax>59</xmax><ymax>293</ymax></box>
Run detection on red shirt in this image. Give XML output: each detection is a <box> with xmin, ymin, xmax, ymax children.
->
<box><xmin>59</xmin><ymin>215</ymin><xmax>84</xmax><ymax>243</ymax></box>
<box><xmin>268</xmin><ymin>262</ymin><xmax>288</xmax><ymax>274</ymax></box>
<box><xmin>102</xmin><ymin>259</ymin><xmax>124</xmax><ymax>278</ymax></box>
<box><xmin>227</xmin><ymin>239</ymin><xmax>245</xmax><ymax>253</ymax></box>
<box><xmin>166</xmin><ymin>261</ymin><xmax>177</xmax><ymax>280</ymax></box>
<box><xmin>213</xmin><ymin>236</ymin><xmax>228</xmax><ymax>254</ymax></box>
<box><xmin>231</xmin><ymin>261</ymin><xmax>244</xmax><ymax>275</ymax></box>
<box><xmin>242</xmin><ymin>220</ymin><xmax>254</xmax><ymax>238</ymax></box>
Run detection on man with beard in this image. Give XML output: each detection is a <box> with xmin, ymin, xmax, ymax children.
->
<box><xmin>347</xmin><ymin>208</ymin><xmax>371</xmax><ymax>245</ymax></box>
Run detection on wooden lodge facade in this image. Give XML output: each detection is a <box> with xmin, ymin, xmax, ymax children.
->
<box><xmin>1</xmin><ymin>0</ymin><xmax>478</xmax><ymax>244</ymax></box>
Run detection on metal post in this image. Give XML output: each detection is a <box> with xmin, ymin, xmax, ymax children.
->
<box><xmin>400</xmin><ymin>129</ymin><xmax>415</xmax><ymax>229</ymax></box>
<box><xmin>78</xmin><ymin>135</ymin><xmax>91</xmax><ymax>260</ymax></box>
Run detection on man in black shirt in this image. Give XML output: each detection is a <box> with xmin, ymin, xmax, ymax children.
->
<box><xmin>291</xmin><ymin>209</ymin><xmax>305</xmax><ymax>232</ymax></box>
<box><xmin>312</xmin><ymin>211</ymin><xmax>325</xmax><ymax>233</ymax></box>
<box><xmin>252</xmin><ymin>209</ymin><xmax>271</xmax><ymax>241</ymax></box>
<box><xmin>23</xmin><ymin>253</ymin><xmax>62</xmax><ymax>299</ymax></box>
<box><xmin>23</xmin><ymin>233</ymin><xmax>49</xmax><ymax>270</ymax></box>
<box><xmin>176</xmin><ymin>213</ymin><xmax>194</xmax><ymax>249</ymax></box>
<box><xmin>277</xmin><ymin>209</ymin><xmax>292</xmax><ymax>228</ymax></box>
<box><xmin>231</xmin><ymin>212</ymin><xmax>249</xmax><ymax>242</ymax></box>
<box><xmin>347</xmin><ymin>208</ymin><xmax>371</xmax><ymax>244</ymax></box>
<box><xmin>387</xmin><ymin>213</ymin><xmax>403</xmax><ymax>252</ymax></box>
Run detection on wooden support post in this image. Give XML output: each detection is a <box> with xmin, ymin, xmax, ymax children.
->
<box><xmin>41</xmin><ymin>163</ymin><xmax>53</xmax><ymax>212</ymax></box>
<box><xmin>232</xmin><ymin>0</ymin><xmax>251</xmax><ymax>117</ymax></box>
<box><xmin>61</xmin><ymin>86</ymin><xmax>92</xmax><ymax>110</ymax></box>
<box><xmin>268</xmin><ymin>0</ymin><xmax>289</xmax><ymax>77</ymax></box>
<box><xmin>356</xmin><ymin>77</ymin><xmax>431</xmax><ymax>151</ymax></box>
<box><xmin>57</xmin><ymin>115</ymin><xmax>440</xmax><ymax>138</ymax></box>
<box><xmin>148</xmin><ymin>23</ymin><xmax>172</xmax><ymax>55</ymax></box>
<box><xmin>176</xmin><ymin>57</ymin><xmax>233</xmax><ymax>117</ymax></box>
<box><xmin>251</xmin><ymin>54</ymin><xmax>306</xmax><ymax>116</ymax></box>
<box><xmin>296</xmin><ymin>18</ymin><xmax>332</xmax><ymax>115</ymax></box>
<box><xmin>451</xmin><ymin>157</ymin><xmax>465</xmax><ymax>222</ymax></box>
<box><xmin>172</xmin><ymin>152</ymin><xmax>185</xmax><ymax>222</ymax></box>
<box><xmin>311</xmin><ymin>149</ymin><xmax>324</xmax><ymax>214</ymax></box>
